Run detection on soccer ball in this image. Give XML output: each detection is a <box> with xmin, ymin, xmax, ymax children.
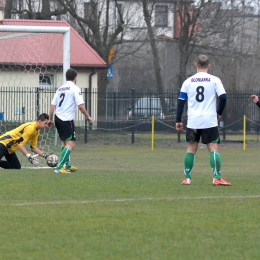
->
<box><xmin>46</xmin><ymin>154</ymin><xmax>59</xmax><ymax>167</ymax></box>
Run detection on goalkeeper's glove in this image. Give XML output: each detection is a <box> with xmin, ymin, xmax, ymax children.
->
<box><xmin>26</xmin><ymin>154</ymin><xmax>40</xmax><ymax>166</ymax></box>
<box><xmin>42</xmin><ymin>152</ymin><xmax>53</xmax><ymax>160</ymax></box>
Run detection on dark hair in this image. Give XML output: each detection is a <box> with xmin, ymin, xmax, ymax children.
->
<box><xmin>37</xmin><ymin>113</ymin><xmax>49</xmax><ymax>121</ymax></box>
<box><xmin>66</xmin><ymin>68</ymin><xmax>77</xmax><ymax>81</ymax></box>
<box><xmin>197</xmin><ymin>54</ymin><xmax>209</xmax><ymax>69</ymax></box>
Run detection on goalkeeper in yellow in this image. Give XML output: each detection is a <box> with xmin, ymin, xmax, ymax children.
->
<box><xmin>0</xmin><ymin>113</ymin><xmax>52</xmax><ymax>169</ymax></box>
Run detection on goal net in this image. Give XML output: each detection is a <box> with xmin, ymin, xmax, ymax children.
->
<box><xmin>0</xmin><ymin>25</ymin><xmax>70</xmax><ymax>168</ymax></box>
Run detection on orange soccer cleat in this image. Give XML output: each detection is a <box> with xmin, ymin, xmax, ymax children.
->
<box><xmin>213</xmin><ymin>178</ymin><xmax>231</xmax><ymax>186</ymax></box>
<box><xmin>182</xmin><ymin>178</ymin><xmax>191</xmax><ymax>185</ymax></box>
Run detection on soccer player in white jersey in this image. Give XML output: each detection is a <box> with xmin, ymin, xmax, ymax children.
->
<box><xmin>48</xmin><ymin>68</ymin><xmax>93</xmax><ymax>174</ymax></box>
<box><xmin>176</xmin><ymin>54</ymin><xmax>231</xmax><ymax>186</ymax></box>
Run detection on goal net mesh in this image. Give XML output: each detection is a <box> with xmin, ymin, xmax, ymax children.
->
<box><xmin>0</xmin><ymin>30</ymin><xmax>64</xmax><ymax>168</ymax></box>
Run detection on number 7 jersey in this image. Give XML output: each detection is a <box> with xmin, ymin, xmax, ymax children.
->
<box><xmin>51</xmin><ymin>81</ymin><xmax>85</xmax><ymax>121</ymax></box>
<box><xmin>179</xmin><ymin>72</ymin><xmax>226</xmax><ymax>129</ymax></box>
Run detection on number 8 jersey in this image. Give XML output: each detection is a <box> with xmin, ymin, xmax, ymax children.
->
<box><xmin>179</xmin><ymin>72</ymin><xmax>226</xmax><ymax>129</ymax></box>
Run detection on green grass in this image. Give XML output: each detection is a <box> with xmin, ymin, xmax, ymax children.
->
<box><xmin>0</xmin><ymin>145</ymin><xmax>260</xmax><ymax>259</ymax></box>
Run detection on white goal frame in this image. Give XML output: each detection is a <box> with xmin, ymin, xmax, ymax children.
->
<box><xmin>0</xmin><ymin>25</ymin><xmax>70</xmax><ymax>169</ymax></box>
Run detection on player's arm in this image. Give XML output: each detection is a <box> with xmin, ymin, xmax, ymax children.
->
<box><xmin>78</xmin><ymin>104</ymin><xmax>93</xmax><ymax>124</ymax></box>
<box><xmin>30</xmin><ymin>147</ymin><xmax>47</xmax><ymax>157</ymax></box>
<box><xmin>30</xmin><ymin>136</ymin><xmax>51</xmax><ymax>160</ymax></box>
<box><xmin>176</xmin><ymin>92</ymin><xmax>187</xmax><ymax>131</ymax></box>
<box><xmin>49</xmin><ymin>104</ymin><xmax>55</xmax><ymax>120</ymax></box>
<box><xmin>217</xmin><ymin>93</ymin><xmax>227</xmax><ymax>120</ymax></box>
<box><xmin>19</xmin><ymin>127</ymin><xmax>39</xmax><ymax>157</ymax></box>
<box><xmin>17</xmin><ymin>144</ymin><xmax>32</xmax><ymax>157</ymax></box>
<box><xmin>48</xmin><ymin>104</ymin><xmax>56</xmax><ymax>128</ymax></box>
<box><xmin>17</xmin><ymin>127</ymin><xmax>42</xmax><ymax>166</ymax></box>
<box><xmin>74</xmin><ymin>87</ymin><xmax>93</xmax><ymax>123</ymax></box>
<box><xmin>17</xmin><ymin>144</ymin><xmax>40</xmax><ymax>166</ymax></box>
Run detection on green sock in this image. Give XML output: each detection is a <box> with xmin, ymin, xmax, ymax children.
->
<box><xmin>61</xmin><ymin>147</ymin><xmax>71</xmax><ymax>168</ymax></box>
<box><xmin>66</xmin><ymin>156</ymin><xmax>71</xmax><ymax>168</ymax></box>
<box><xmin>184</xmin><ymin>153</ymin><xmax>195</xmax><ymax>179</ymax></box>
<box><xmin>56</xmin><ymin>148</ymin><xmax>71</xmax><ymax>169</ymax></box>
<box><xmin>210</xmin><ymin>151</ymin><xmax>222</xmax><ymax>180</ymax></box>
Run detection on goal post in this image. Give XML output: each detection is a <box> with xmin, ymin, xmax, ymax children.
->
<box><xmin>0</xmin><ymin>25</ymin><xmax>70</xmax><ymax>168</ymax></box>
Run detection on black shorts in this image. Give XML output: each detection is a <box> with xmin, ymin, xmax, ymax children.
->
<box><xmin>55</xmin><ymin>115</ymin><xmax>76</xmax><ymax>141</ymax></box>
<box><xmin>0</xmin><ymin>143</ymin><xmax>21</xmax><ymax>169</ymax></box>
<box><xmin>186</xmin><ymin>127</ymin><xmax>220</xmax><ymax>144</ymax></box>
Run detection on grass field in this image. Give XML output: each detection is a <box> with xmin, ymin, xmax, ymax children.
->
<box><xmin>0</xmin><ymin>144</ymin><xmax>260</xmax><ymax>260</ymax></box>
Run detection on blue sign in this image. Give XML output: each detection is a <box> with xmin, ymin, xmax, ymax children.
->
<box><xmin>107</xmin><ymin>65</ymin><xmax>114</xmax><ymax>79</ymax></box>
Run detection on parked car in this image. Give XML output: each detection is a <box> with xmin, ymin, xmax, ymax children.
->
<box><xmin>128</xmin><ymin>97</ymin><xmax>174</xmax><ymax>119</ymax></box>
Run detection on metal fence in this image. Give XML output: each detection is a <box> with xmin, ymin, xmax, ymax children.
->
<box><xmin>0</xmin><ymin>86</ymin><xmax>90</xmax><ymax>126</ymax></box>
<box><xmin>104</xmin><ymin>88</ymin><xmax>178</xmax><ymax>120</ymax></box>
<box><xmin>1</xmin><ymin>87</ymin><xmax>260</xmax><ymax>144</ymax></box>
<box><xmin>102</xmin><ymin>88</ymin><xmax>260</xmax><ymax>132</ymax></box>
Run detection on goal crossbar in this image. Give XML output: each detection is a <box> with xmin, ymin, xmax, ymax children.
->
<box><xmin>0</xmin><ymin>25</ymin><xmax>70</xmax><ymax>33</ymax></box>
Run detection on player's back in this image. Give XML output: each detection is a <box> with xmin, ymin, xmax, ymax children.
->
<box><xmin>53</xmin><ymin>81</ymin><xmax>80</xmax><ymax>121</ymax></box>
<box><xmin>183</xmin><ymin>72</ymin><xmax>225</xmax><ymax>128</ymax></box>
<box><xmin>0</xmin><ymin>122</ymin><xmax>37</xmax><ymax>152</ymax></box>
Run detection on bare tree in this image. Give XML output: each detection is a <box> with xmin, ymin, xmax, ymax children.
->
<box><xmin>4</xmin><ymin>0</ymin><xmax>13</xmax><ymax>19</ymax></box>
<box><xmin>53</xmin><ymin>0</ymin><xmax>125</xmax><ymax>118</ymax></box>
<box><xmin>4</xmin><ymin>0</ymin><xmax>66</xmax><ymax>19</ymax></box>
<box><xmin>55</xmin><ymin>0</ymin><xmax>153</xmax><ymax>118</ymax></box>
<box><xmin>4</xmin><ymin>0</ymin><xmax>142</xmax><ymax>118</ymax></box>
<box><xmin>174</xmin><ymin>0</ymin><xmax>210</xmax><ymax>88</ymax></box>
<box><xmin>195</xmin><ymin>0</ymin><xmax>260</xmax><ymax>91</ymax></box>
<box><xmin>141</xmin><ymin>0</ymin><xmax>168</xmax><ymax>117</ymax></box>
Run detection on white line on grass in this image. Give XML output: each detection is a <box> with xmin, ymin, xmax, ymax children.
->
<box><xmin>4</xmin><ymin>195</ymin><xmax>260</xmax><ymax>206</ymax></box>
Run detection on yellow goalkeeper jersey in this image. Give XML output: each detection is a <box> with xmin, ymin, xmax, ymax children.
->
<box><xmin>0</xmin><ymin>122</ymin><xmax>39</xmax><ymax>154</ymax></box>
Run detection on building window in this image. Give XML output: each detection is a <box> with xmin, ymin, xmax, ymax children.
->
<box><xmin>154</xmin><ymin>5</ymin><xmax>168</xmax><ymax>27</ymax></box>
<box><xmin>39</xmin><ymin>74</ymin><xmax>54</xmax><ymax>89</ymax></box>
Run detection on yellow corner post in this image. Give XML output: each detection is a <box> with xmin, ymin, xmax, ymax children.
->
<box><xmin>243</xmin><ymin>115</ymin><xmax>246</xmax><ymax>150</ymax></box>
<box><xmin>151</xmin><ymin>115</ymin><xmax>154</xmax><ymax>150</ymax></box>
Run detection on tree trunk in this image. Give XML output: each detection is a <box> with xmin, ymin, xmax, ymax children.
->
<box><xmin>142</xmin><ymin>0</ymin><xmax>168</xmax><ymax>118</ymax></box>
<box><xmin>41</xmin><ymin>0</ymin><xmax>51</xmax><ymax>20</ymax></box>
<box><xmin>4</xmin><ymin>0</ymin><xmax>13</xmax><ymax>19</ymax></box>
<box><xmin>179</xmin><ymin>50</ymin><xmax>188</xmax><ymax>88</ymax></box>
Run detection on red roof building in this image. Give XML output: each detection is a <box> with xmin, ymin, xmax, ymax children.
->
<box><xmin>0</xmin><ymin>19</ymin><xmax>107</xmax><ymax>69</ymax></box>
<box><xmin>0</xmin><ymin>19</ymin><xmax>106</xmax><ymax>125</ymax></box>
